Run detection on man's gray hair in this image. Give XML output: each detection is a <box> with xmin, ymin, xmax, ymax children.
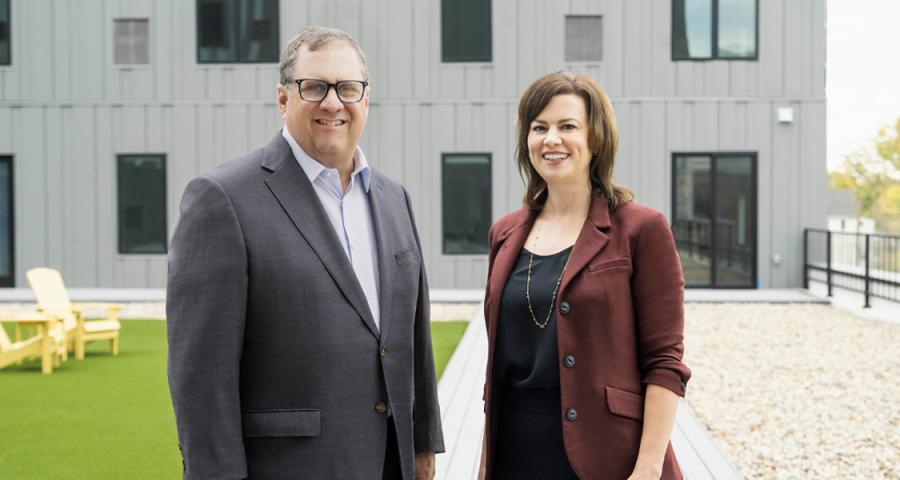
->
<box><xmin>279</xmin><ymin>26</ymin><xmax>369</xmax><ymax>85</ymax></box>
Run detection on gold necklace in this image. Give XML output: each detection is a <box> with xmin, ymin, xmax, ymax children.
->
<box><xmin>525</xmin><ymin>224</ymin><xmax>571</xmax><ymax>329</ymax></box>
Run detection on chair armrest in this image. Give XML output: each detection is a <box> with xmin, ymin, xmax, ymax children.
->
<box><xmin>71</xmin><ymin>302</ymin><xmax>125</xmax><ymax>312</ymax></box>
<box><xmin>0</xmin><ymin>312</ymin><xmax>54</xmax><ymax>324</ymax></box>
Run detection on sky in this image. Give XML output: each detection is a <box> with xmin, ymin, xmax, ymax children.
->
<box><xmin>826</xmin><ymin>0</ymin><xmax>900</xmax><ymax>171</ymax></box>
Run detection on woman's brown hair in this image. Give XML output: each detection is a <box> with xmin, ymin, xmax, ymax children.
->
<box><xmin>515</xmin><ymin>71</ymin><xmax>634</xmax><ymax>210</ymax></box>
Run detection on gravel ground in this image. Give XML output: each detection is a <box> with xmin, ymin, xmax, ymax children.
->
<box><xmin>684</xmin><ymin>303</ymin><xmax>900</xmax><ymax>479</ymax></box>
<box><xmin>0</xmin><ymin>302</ymin><xmax>479</xmax><ymax>322</ymax></box>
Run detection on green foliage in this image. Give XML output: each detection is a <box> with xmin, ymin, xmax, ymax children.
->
<box><xmin>829</xmin><ymin>118</ymin><xmax>900</xmax><ymax>233</ymax></box>
<box><xmin>0</xmin><ymin>320</ymin><xmax>469</xmax><ymax>479</ymax></box>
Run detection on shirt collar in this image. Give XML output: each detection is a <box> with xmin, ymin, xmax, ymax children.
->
<box><xmin>281</xmin><ymin>127</ymin><xmax>371</xmax><ymax>193</ymax></box>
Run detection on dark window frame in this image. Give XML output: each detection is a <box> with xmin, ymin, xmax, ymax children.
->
<box><xmin>441</xmin><ymin>0</ymin><xmax>492</xmax><ymax>63</ymax></box>
<box><xmin>671</xmin><ymin>0</ymin><xmax>759</xmax><ymax>61</ymax></box>
<box><xmin>442</xmin><ymin>152</ymin><xmax>492</xmax><ymax>255</ymax></box>
<box><xmin>0</xmin><ymin>0</ymin><xmax>10</xmax><ymax>66</ymax></box>
<box><xmin>117</xmin><ymin>154</ymin><xmax>168</xmax><ymax>255</ymax></box>
<box><xmin>195</xmin><ymin>0</ymin><xmax>280</xmax><ymax>64</ymax></box>
<box><xmin>671</xmin><ymin>152</ymin><xmax>758</xmax><ymax>288</ymax></box>
<box><xmin>0</xmin><ymin>156</ymin><xmax>13</xmax><ymax>287</ymax></box>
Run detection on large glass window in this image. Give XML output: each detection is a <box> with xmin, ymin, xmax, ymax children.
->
<box><xmin>118</xmin><ymin>155</ymin><xmax>167</xmax><ymax>254</ymax></box>
<box><xmin>443</xmin><ymin>154</ymin><xmax>491</xmax><ymax>254</ymax></box>
<box><xmin>197</xmin><ymin>0</ymin><xmax>279</xmax><ymax>63</ymax></box>
<box><xmin>0</xmin><ymin>0</ymin><xmax>10</xmax><ymax>65</ymax></box>
<box><xmin>565</xmin><ymin>15</ymin><xmax>603</xmax><ymax>62</ymax></box>
<box><xmin>114</xmin><ymin>19</ymin><xmax>150</xmax><ymax>65</ymax></box>
<box><xmin>673</xmin><ymin>153</ymin><xmax>756</xmax><ymax>288</ymax></box>
<box><xmin>0</xmin><ymin>157</ymin><xmax>12</xmax><ymax>286</ymax></box>
<box><xmin>672</xmin><ymin>0</ymin><xmax>756</xmax><ymax>60</ymax></box>
<box><xmin>441</xmin><ymin>0</ymin><xmax>492</xmax><ymax>62</ymax></box>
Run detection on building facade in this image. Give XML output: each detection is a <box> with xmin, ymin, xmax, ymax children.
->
<box><xmin>0</xmin><ymin>0</ymin><xmax>826</xmax><ymax>288</ymax></box>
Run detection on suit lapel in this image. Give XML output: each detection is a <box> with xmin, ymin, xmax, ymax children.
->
<box><xmin>367</xmin><ymin>174</ymin><xmax>396</xmax><ymax>342</ymax></box>
<box><xmin>261</xmin><ymin>134</ymin><xmax>379</xmax><ymax>338</ymax></box>
<box><xmin>560</xmin><ymin>194</ymin><xmax>611</xmax><ymax>294</ymax></box>
<box><xmin>487</xmin><ymin>211</ymin><xmax>535</xmax><ymax>333</ymax></box>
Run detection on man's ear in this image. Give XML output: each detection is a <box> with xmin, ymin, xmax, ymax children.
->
<box><xmin>276</xmin><ymin>83</ymin><xmax>288</xmax><ymax>115</ymax></box>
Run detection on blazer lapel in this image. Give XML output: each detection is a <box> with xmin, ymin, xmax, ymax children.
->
<box><xmin>366</xmin><ymin>174</ymin><xmax>396</xmax><ymax>342</ymax></box>
<box><xmin>487</xmin><ymin>211</ymin><xmax>535</xmax><ymax>332</ymax></box>
<box><xmin>560</xmin><ymin>194</ymin><xmax>611</xmax><ymax>294</ymax></box>
<box><xmin>260</xmin><ymin>134</ymin><xmax>379</xmax><ymax>338</ymax></box>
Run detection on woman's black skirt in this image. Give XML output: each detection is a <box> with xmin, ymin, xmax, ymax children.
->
<box><xmin>493</xmin><ymin>387</ymin><xmax>580</xmax><ymax>479</ymax></box>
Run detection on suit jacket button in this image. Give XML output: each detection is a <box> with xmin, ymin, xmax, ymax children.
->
<box><xmin>375</xmin><ymin>403</ymin><xmax>387</xmax><ymax>414</ymax></box>
<box><xmin>559</xmin><ymin>301</ymin><xmax>571</xmax><ymax>315</ymax></box>
<box><xmin>566</xmin><ymin>408</ymin><xmax>577</xmax><ymax>421</ymax></box>
<box><xmin>563</xmin><ymin>355</ymin><xmax>576</xmax><ymax>368</ymax></box>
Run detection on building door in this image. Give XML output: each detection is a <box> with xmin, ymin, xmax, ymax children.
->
<box><xmin>672</xmin><ymin>153</ymin><xmax>756</xmax><ymax>288</ymax></box>
<box><xmin>0</xmin><ymin>156</ymin><xmax>12</xmax><ymax>287</ymax></box>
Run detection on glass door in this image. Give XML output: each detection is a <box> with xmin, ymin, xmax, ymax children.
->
<box><xmin>673</xmin><ymin>153</ymin><xmax>756</xmax><ymax>288</ymax></box>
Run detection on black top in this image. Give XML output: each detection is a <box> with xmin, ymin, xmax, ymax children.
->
<box><xmin>492</xmin><ymin>246</ymin><xmax>573</xmax><ymax>391</ymax></box>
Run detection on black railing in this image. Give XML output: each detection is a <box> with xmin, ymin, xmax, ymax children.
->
<box><xmin>673</xmin><ymin>218</ymin><xmax>754</xmax><ymax>271</ymax></box>
<box><xmin>804</xmin><ymin>229</ymin><xmax>900</xmax><ymax>307</ymax></box>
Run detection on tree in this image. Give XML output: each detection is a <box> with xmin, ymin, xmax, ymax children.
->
<box><xmin>829</xmin><ymin>118</ymin><xmax>900</xmax><ymax>233</ymax></box>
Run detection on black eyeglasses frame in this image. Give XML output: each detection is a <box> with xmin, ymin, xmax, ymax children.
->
<box><xmin>291</xmin><ymin>78</ymin><xmax>369</xmax><ymax>104</ymax></box>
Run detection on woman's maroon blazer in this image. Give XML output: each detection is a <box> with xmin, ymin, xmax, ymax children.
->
<box><xmin>483</xmin><ymin>193</ymin><xmax>692</xmax><ymax>479</ymax></box>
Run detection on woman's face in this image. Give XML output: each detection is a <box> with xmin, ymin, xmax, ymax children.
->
<box><xmin>527</xmin><ymin>93</ymin><xmax>593</xmax><ymax>189</ymax></box>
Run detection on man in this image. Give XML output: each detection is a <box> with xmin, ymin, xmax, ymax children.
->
<box><xmin>167</xmin><ymin>26</ymin><xmax>444</xmax><ymax>479</ymax></box>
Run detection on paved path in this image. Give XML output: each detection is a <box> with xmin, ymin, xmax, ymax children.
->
<box><xmin>436</xmin><ymin>307</ymin><xmax>741</xmax><ymax>480</ymax></box>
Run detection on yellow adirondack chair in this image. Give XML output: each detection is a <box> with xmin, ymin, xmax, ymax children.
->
<box><xmin>0</xmin><ymin>312</ymin><xmax>67</xmax><ymax>374</ymax></box>
<box><xmin>26</xmin><ymin>268</ymin><xmax>123</xmax><ymax>360</ymax></box>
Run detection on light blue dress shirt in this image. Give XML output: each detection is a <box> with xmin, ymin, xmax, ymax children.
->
<box><xmin>281</xmin><ymin>128</ymin><xmax>381</xmax><ymax>330</ymax></box>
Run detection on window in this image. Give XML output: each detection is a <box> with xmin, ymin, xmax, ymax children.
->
<box><xmin>197</xmin><ymin>0</ymin><xmax>279</xmax><ymax>63</ymax></box>
<box><xmin>443</xmin><ymin>154</ymin><xmax>491</xmax><ymax>254</ymax></box>
<box><xmin>0</xmin><ymin>0</ymin><xmax>10</xmax><ymax>65</ymax></box>
<box><xmin>118</xmin><ymin>155</ymin><xmax>167</xmax><ymax>254</ymax></box>
<box><xmin>114</xmin><ymin>19</ymin><xmax>150</xmax><ymax>65</ymax></box>
<box><xmin>672</xmin><ymin>0</ymin><xmax>757</xmax><ymax>60</ymax></box>
<box><xmin>441</xmin><ymin>0</ymin><xmax>491</xmax><ymax>62</ymax></box>
<box><xmin>565</xmin><ymin>15</ymin><xmax>602</xmax><ymax>62</ymax></box>
<box><xmin>0</xmin><ymin>156</ymin><xmax>12</xmax><ymax>286</ymax></box>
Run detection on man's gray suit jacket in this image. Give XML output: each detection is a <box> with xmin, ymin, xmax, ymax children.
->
<box><xmin>167</xmin><ymin>133</ymin><xmax>445</xmax><ymax>479</ymax></box>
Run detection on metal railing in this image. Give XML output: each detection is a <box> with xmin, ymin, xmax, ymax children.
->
<box><xmin>804</xmin><ymin>229</ymin><xmax>900</xmax><ymax>307</ymax></box>
<box><xmin>673</xmin><ymin>218</ymin><xmax>754</xmax><ymax>272</ymax></box>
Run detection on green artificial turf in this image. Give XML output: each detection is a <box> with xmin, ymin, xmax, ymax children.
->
<box><xmin>431</xmin><ymin>320</ymin><xmax>469</xmax><ymax>379</ymax></box>
<box><xmin>0</xmin><ymin>319</ymin><xmax>469</xmax><ymax>479</ymax></box>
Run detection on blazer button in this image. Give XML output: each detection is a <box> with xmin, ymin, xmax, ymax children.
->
<box><xmin>566</xmin><ymin>408</ymin><xmax>577</xmax><ymax>421</ymax></box>
<box><xmin>563</xmin><ymin>355</ymin><xmax>576</xmax><ymax>368</ymax></box>
<box><xmin>559</xmin><ymin>301</ymin><xmax>570</xmax><ymax>315</ymax></box>
<box><xmin>375</xmin><ymin>403</ymin><xmax>387</xmax><ymax>414</ymax></box>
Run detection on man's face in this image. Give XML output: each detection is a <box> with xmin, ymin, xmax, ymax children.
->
<box><xmin>278</xmin><ymin>43</ymin><xmax>369</xmax><ymax>167</ymax></box>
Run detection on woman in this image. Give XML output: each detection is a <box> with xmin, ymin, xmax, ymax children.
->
<box><xmin>478</xmin><ymin>72</ymin><xmax>691</xmax><ymax>480</ymax></box>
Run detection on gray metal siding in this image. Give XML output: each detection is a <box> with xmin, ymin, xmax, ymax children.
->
<box><xmin>0</xmin><ymin>0</ymin><xmax>826</xmax><ymax>288</ymax></box>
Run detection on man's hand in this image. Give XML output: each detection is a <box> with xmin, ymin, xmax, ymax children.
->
<box><xmin>414</xmin><ymin>452</ymin><xmax>436</xmax><ymax>480</ymax></box>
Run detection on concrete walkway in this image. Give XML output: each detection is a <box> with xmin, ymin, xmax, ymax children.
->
<box><xmin>435</xmin><ymin>307</ymin><xmax>741</xmax><ymax>480</ymax></box>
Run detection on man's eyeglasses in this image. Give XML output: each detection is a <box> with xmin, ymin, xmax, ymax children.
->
<box><xmin>291</xmin><ymin>78</ymin><xmax>368</xmax><ymax>104</ymax></box>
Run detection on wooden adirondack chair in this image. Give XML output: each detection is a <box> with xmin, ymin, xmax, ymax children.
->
<box><xmin>0</xmin><ymin>312</ymin><xmax>66</xmax><ymax>374</ymax></box>
<box><xmin>26</xmin><ymin>268</ymin><xmax>123</xmax><ymax>360</ymax></box>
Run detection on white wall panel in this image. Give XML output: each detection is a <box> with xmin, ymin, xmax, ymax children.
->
<box><xmin>0</xmin><ymin>0</ymin><xmax>826</xmax><ymax>288</ymax></box>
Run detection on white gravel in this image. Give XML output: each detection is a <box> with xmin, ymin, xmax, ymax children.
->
<box><xmin>684</xmin><ymin>303</ymin><xmax>900</xmax><ymax>479</ymax></box>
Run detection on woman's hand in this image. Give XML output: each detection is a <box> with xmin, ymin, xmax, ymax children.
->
<box><xmin>476</xmin><ymin>420</ymin><xmax>488</xmax><ymax>480</ymax></box>
<box><xmin>626</xmin><ymin>465</ymin><xmax>662</xmax><ymax>480</ymax></box>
